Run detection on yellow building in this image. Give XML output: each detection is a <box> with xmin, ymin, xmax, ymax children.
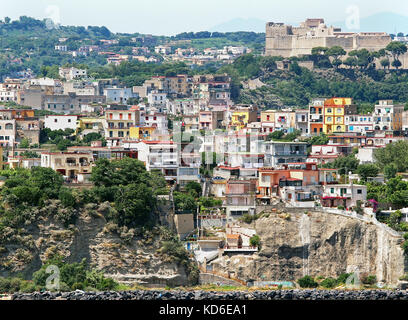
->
<box><xmin>231</xmin><ymin>107</ymin><xmax>257</xmax><ymax>130</ymax></box>
<box><xmin>129</xmin><ymin>126</ymin><xmax>156</xmax><ymax>140</ymax></box>
<box><xmin>323</xmin><ymin>98</ymin><xmax>356</xmax><ymax>134</ymax></box>
<box><xmin>76</xmin><ymin>117</ymin><xmax>105</xmax><ymax>135</ymax></box>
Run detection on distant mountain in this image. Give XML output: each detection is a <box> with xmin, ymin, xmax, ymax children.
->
<box><xmin>329</xmin><ymin>12</ymin><xmax>408</xmax><ymax>35</ymax></box>
<box><xmin>209</xmin><ymin>18</ymin><xmax>266</xmax><ymax>33</ymax></box>
<box><xmin>209</xmin><ymin>12</ymin><xmax>408</xmax><ymax>35</ymax></box>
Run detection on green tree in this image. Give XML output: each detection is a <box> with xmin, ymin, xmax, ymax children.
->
<box><xmin>308</xmin><ymin>133</ymin><xmax>329</xmax><ymax>145</ymax></box>
<box><xmin>113</xmin><ymin>183</ymin><xmax>156</xmax><ymax>228</ymax></box>
<box><xmin>380</xmin><ymin>58</ymin><xmax>390</xmax><ymax>70</ymax></box>
<box><xmin>184</xmin><ymin>181</ymin><xmax>202</xmax><ymax>197</ymax></box>
<box><xmin>19</xmin><ymin>138</ymin><xmax>30</xmax><ymax>148</ymax></box>
<box><xmin>384</xmin><ymin>163</ymin><xmax>398</xmax><ymax>180</ymax></box>
<box><xmin>374</xmin><ymin>140</ymin><xmax>408</xmax><ymax>172</ymax></box>
<box><xmin>386</xmin><ymin>41</ymin><xmax>407</xmax><ymax>65</ymax></box>
<box><xmin>356</xmin><ymin>164</ymin><xmax>380</xmax><ymax>182</ymax></box>
<box><xmin>327</xmin><ymin>46</ymin><xmax>346</xmax><ymax>69</ymax></box>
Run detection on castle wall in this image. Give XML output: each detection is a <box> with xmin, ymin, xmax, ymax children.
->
<box><xmin>265</xmin><ymin>21</ymin><xmax>392</xmax><ymax>58</ymax></box>
<box><xmin>354</xmin><ymin>35</ymin><xmax>391</xmax><ymax>51</ymax></box>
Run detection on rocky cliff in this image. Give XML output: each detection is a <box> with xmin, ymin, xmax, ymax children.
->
<box><xmin>210</xmin><ymin>210</ymin><xmax>407</xmax><ymax>286</ymax></box>
<box><xmin>0</xmin><ymin>201</ymin><xmax>194</xmax><ymax>287</ymax></box>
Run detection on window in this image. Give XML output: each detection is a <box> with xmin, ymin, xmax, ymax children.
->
<box><xmin>330</xmin><ymin>188</ymin><xmax>334</xmax><ymax>193</ymax></box>
<box><xmin>54</xmin><ymin>119</ymin><xmax>58</xmax><ymax>123</ymax></box>
<box><xmin>68</xmin><ymin>119</ymin><xmax>71</xmax><ymax>123</ymax></box>
<box><xmin>357</xmin><ymin>189</ymin><xmax>362</xmax><ymax>194</ymax></box>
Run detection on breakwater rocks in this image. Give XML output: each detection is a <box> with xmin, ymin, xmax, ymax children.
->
<box><xmin>11</xmin><ymin>289</ymin><xmax>408</xmax><ymax>300</ymax></box>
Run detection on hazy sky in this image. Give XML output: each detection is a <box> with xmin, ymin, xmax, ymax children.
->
<box><xmin>2</xmin><ymin>0</ymin><xmax>408</xmax><ymax>35</ymax></box>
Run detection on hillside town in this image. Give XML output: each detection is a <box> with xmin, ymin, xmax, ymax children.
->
<box><xmin>1</xmin><ymin>64</ymin><xmax>408</xmax><ymax>258</ymax></box>
<box><xmin>3</xmin><ymin>9</ymin><xmax>408</xmax><ymax>301</ymax></box>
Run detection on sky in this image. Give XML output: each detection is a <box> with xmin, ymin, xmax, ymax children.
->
<box><xmin>2</xmin><ymin>0</ymin><xmax>408</xmax><ymax>35</ymax></box>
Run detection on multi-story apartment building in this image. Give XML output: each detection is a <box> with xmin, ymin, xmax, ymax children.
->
<box><xmin>263</xmin><ymin>141</ymin><xmax>308</xmax><ymax>167</ymax></box>
<box><xmin>43</xmin><ymin>93</ymin><xmax>106</xmax><ymax>114</ymax></box>
<box><xmin>104</xmin><ymin>105</ymin><xmax>140</xmax><ymax>140</ymax></box>
<box><xmin>182</xmin><ymin>115</ymin><xmax>200</xmax><ymax>133</ymax></box>
<box><xmin>141</xmin><ymin>112</ymin><xmax>168</xmax><ymax>133</ymax></box>
<box><xmin>273</xmin><ymin>110</ymin><xmax>296</xmax><ymax>133</ymax></box>
<box><xmin>224</xmin><ymin>180</ymin><xmax>257</xmax><ymax>218</ymax></box>
<box><xmin>345</xmin><ymin>114</ymin><xmax>374</xmax><ymax>135</ymax></box>
<box><xmin>104</xmin><ymin>87</ymin><xmax>138</xmax><ymax>104</ymax></box>
<box><xmin>260</xmin><ymin>110</ymin><xmax>276</xmax><ymax>134</ymax></box>
<box><xmin>309</xmin><ymin>98</ymin><xmax>325</xmax><ymax>135</ymax></box>
<box><xmin>192</xmin><ymin>74</ymin><xmax>231</xmax><ymax>104</ymax></box>
<box><xmin>144</xmin><ymin>75</ymin><xmax>193</xmax><ymax>98</ymax></box>
<box><xmin>230</xmin><ymin>105</ymin><xmax>257</xmax><ymax>130</ymax></box>
<box><xmin>59</xmin><ymin>67</ymin><xmax>87</xmax><ymax>80</ymax></box>
<box><xmin>0</xmin><ymin>119</ymin><xmax>16</xmax><ymax>147</ymax></box>
<box><xmin>199</xmin><ymin>110</ymin><xmax>225</xmax><ymax>130</ymax></box>
<box><xmin>122</xmin><ymin>140</ymin><xmax>178</xmax><ymax>182</ymax></box>
<box><xmin>323</xmin><ymin>97</ymin><xmax>357</xmax><ymax>134</ymax></box>
<box><xmin>295</xmin><ymin>109</ymin><xmax>309</xmax><ymax>135</ymax></box>
<box><xmin>373</xmin><ymin>100</ymin><xmax>404</xmax><ymax>132</ymax></box>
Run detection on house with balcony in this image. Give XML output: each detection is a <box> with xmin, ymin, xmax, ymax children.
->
<box><xmin>41</xmin><ymin>152</ymin><xmax>93</xmax><ymax>181</ymax></box>
<box><xmin>182</xmin><ymin>115</ymin><xmax>200</xmax><ymax>133</ymax></box>
<box><xmin>141</xmin><ymin>112</ymin><xmax>168</xmax><ymax>134</ymax></box>
<box><xmin>104</xmin><ymin>105</ymin><xmax>140</xmax><ymax>141</ymax></box>
<box><xmin>373</xmin><ymin>100</ymin><xmax>404</xmax><ymax>133</ymax></box>
<box><xmin>122</xmin><ymin>140</ymin><xmax>178</xmax><ymax>182</ymax></box>
<box><xmin>263</xmin><ymin>141</ymin><xmax>308</xmax><ymax>167</ymax></box>
<box><xmin>0</xmin><ymin>119</ymin><xmax>16</xmax><ymax>147</ymax></box>
<box><xmin>323</xmin><ymin>97</ymin><xmax>357</xmax><ymax>134</ymax></box>
<box><xmin>345</xmin><ymin>114</ymin><xmax>374</xmax><ymax>135</ymax></box>
<box><xmin>230</xmin><ymin>105</ymin><xmax>257</xmax><ymax>130</ymax></box>
<box><xmin>308</xmin><ymin>144</ymin><xmax>353</xmax><ymax>165</ymax></box>
<box><xmin>224</xmin><ymin>180</ymin><xmax>257</xmax><ymax>219</ymax></box>
<box><xmin>257</xmin><ymin>162</ymin><xmax>323</xmax><ymax>205</ymax></box>
<box><xmin>295</xmin><ymin>109</ymin><xmax>309</xmax><ymax>135</ymax></box>
<box><xmin>308</xmin><ymin>98</ymin><xmax>325</xmax><ymax>135</ymax></box>
<box><xmin>321</xmin><ymin>183</ymin><xmax>367</xmax><ymax>208</ymax></box>
<box><xmin>199</xmin><ymin>110</ymin><xmax>224</xmax><ymax>131</ymax></box>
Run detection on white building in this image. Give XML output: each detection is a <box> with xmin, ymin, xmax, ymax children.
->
<box><xmin>55</xmin><ymin>45</ymin><xmax>68</xmax><ymax>52</ymax></box>
<box><xmin>122</xmin><ymin>140</ymin><xmax>178</xmax><ymax>182</ymax></box>
<box><xmin>346</xmin><ymin>115</ymin><xmax>374</xmax><ymax>134</ymax></box>
<box><xmin>59</xmin><ymin>67</ymin><xmax>87</xmax><ymax>80</ymax></box>
<box><xmin>147</xmin><ymin>92</ymin><xmax>167</xmax><ymax>107</ymax></box>
<box><xmin>154</xmin><ymin>45</ymin><xmax>171</xmax><ymax>55</ymax></box>
<box><xmin>104</xmin><ymin>87</ymin><xmax>138</xmax><ymax>104</ymax></box>
<box><xmin>321</xmin><ymin>183</ymin><xmax>367</xmax><ymax>208</ymax></box>
<box><xmin>141</xmin><ymin>113</ymin><xmax>168</xmax><ymax>133</ymax></box>
<box><xmin>44</xmin><ymin>115</ymin><xmax>79</xmax><ymax>131</ymax></box>
<box><xmin>0</xmin><ymin>119</ymin><xmax>16</xmax><ymax>147</ymax></box>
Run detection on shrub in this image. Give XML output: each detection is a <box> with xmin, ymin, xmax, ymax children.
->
<box><xmin>336</xmin><ymin>273</ymin><xmax>352</xmax><ymax>284</ymax></box>
<box><xmin>320</xmin><ymin>277</ymin><xmax>337</xmax><ymax>288</ymax></box>
<box><xmin>361</xmin><ymin>274</ymin><xmax>377</xmax><ymax>285</ymax></box>
<box><xmin>402</xmin><ymin>240</ymin><xmax>408</xmax><ymax>254</ymax></box>
<box><xmin>297</xmin><ymin>275</ymin><xmax>318</xmax><ymax>288</ymax></box>
<box><xmin>249</xmin><ymin>235</ymin><xmax>260</xmax><ymax>248</ymax></box>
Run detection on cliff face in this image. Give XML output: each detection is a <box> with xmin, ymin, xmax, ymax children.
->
<box><xmin>0</xmin><ymin>202</ymin><xmax>190</xmax><ymax>287</ymax></box>
<box><xmin>211</xmin><ymin>211</ymin><xmax>407</xmax><ymax>286</ymax></box>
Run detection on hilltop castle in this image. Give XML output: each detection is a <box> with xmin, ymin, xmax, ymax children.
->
<box><xmin>265</xmin><ymin>18</ymin><xmax>391</xmax><ymax>57</ymax></box>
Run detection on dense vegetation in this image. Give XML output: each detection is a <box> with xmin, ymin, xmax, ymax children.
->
<box><xmin>0</xmin><ymin>158</ymin><xmax>199</xmax><ymax>291</ymax></box>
